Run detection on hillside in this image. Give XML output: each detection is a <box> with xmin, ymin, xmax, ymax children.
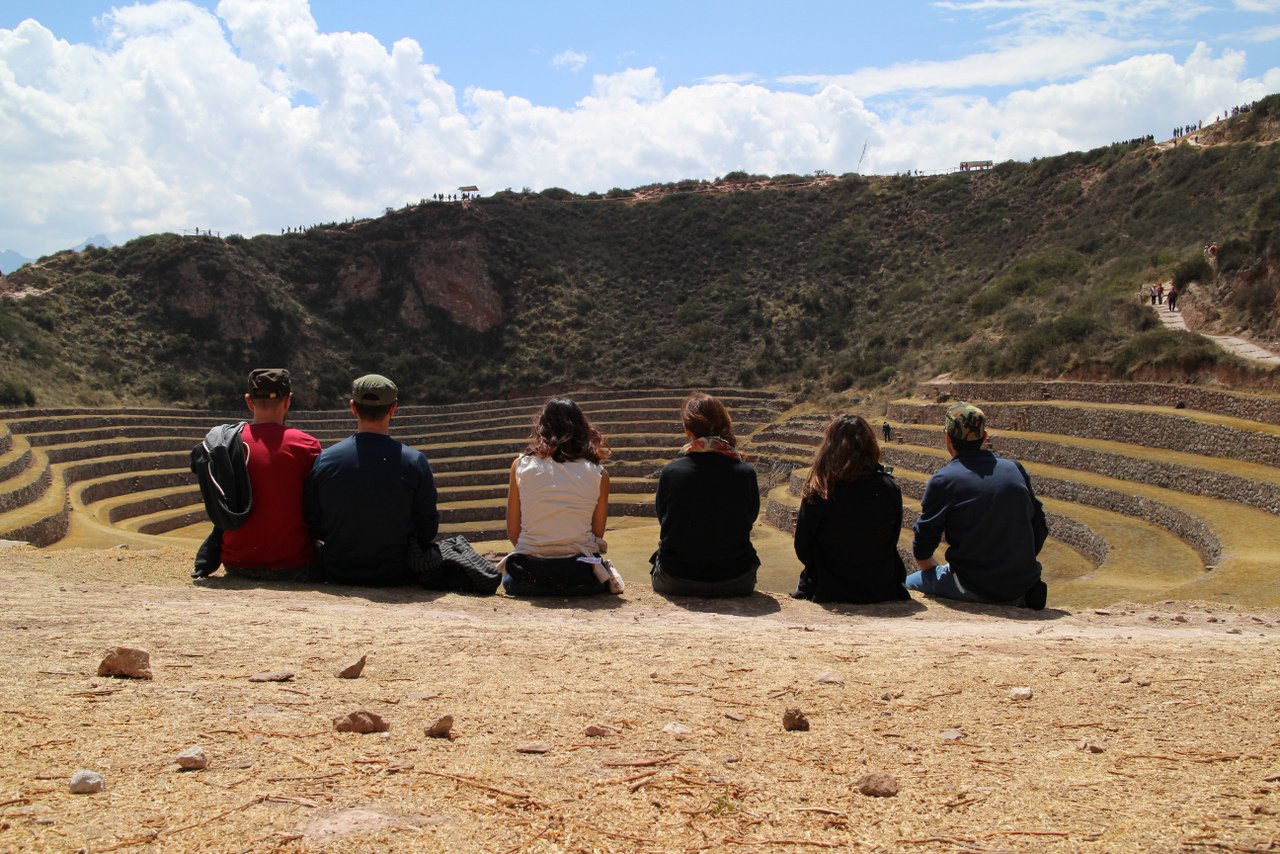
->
<box><xmin>1</xmin><ymin>95</ymin><xmax>1279</xmax><ymax>408</ymax></box>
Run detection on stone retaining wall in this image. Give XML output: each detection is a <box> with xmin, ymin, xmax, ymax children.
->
<box><xmin>3</xmin><ymin>503</ymin><xmax>69</xmax><ymax>547</ymax></box>
<box><xmin>0</xmin><ymin>462</ymin><xmax>51</xmax><ymax>514</ymax></box>
<box><xmin>888</xmin><ymin>402</ymin><xmax>1280</xmax><ymax>467</ymax></box>
<box><xmin>919</xmin><ymin>380</ymin><xmax>1280</xmax><ymax>425</ymax></box>
<box><xmin>0</xmin><ymin>445</ymin><xmax>32</xmax><ymax>483</ymax></box>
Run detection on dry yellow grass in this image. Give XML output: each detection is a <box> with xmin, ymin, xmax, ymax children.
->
<box><xmin>1</xmin><ymin>544</ymin><xmax>1278</xmax><ymax>853</ymax></box>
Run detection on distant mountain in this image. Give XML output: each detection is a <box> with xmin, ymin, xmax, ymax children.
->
<box><xmin>0</xmin><ymin>250</ymin><xmax>34</xmax><ymax>275</ymax></box>
<box><xmin>0</xmin><ymin>236</ymin><xmax>115</xmax><ymax>275</ymax></box>
<box><xmin>72</xmin><ymin>235</ymin><xmax>115</xmax><ymax>252</ymax></box>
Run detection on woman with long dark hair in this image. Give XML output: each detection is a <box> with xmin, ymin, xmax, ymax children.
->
<box><xmin>502</xmin><ymin>397</ymin><xmax>622</xmax><ymax>596</ymax></box>
<box><xmin>793</xmin><ymin>414</ymin><xmax>909</xmax><ymax>603</ymax></box>
<box><xmin>649</xmin><ymin>392</ymin><xmax>760</xmax><ymax>597</ymax></box>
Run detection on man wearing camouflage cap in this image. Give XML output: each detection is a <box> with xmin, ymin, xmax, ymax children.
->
<box><xmin>908</xmin><ymin>401</ymin><xmax>1048</xmax><ymax>610</ymax></box>
<box><xmin>304</xmin><ymin>374</ymin><xmax>439</xmax><ymax>586</ymax></box>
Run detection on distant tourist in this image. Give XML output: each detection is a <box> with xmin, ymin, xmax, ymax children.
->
<box><xmin>882</xmin><ymin>420</ymin><xmax>892</xmax><ymax>443</ymax></box>
<box><xmin>501</xmin><ymin>398</ymin><xmax>621</xmax><ymax>596</ymax></box>
<box><xmin>305</xmin><ymin>375</ymin><xmax>440</xmax><ymax>586</ymax></box>
<box><xmin>1167</xmin><ymin>283</ymin><xmax>1179</xmax><ymax>312</ymax></box>
<box><xmin>650</xmin><ymin>393</ymin><xmax>760</xmax><ymax>597</ymax></box>
<box><xmin>1156</xmin><ymin>282</ymin><xmax>1164</xmax><ymax>304</ymax></box>
<box><xmin>908</xmin><ymin>402</ymin><xmax>1048</xmax><ymax>610</ymax></box>
<box><xmin>191</xmin><ymin>369</ymin><xmax>321</xmax><ymax>580</ymax></box>
<box><xmin>793</xmin><ymin>415</ymin><xmax>910</xmax><ymax>603</ymax></box>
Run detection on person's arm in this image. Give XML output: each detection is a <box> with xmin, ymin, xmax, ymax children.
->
<box><xmin>303</xmin><ymin>467</ymin><xmax>323</xmax><ymax>541</ymax></box>
<box><xmin>591</xmin><ymin>468</ymin><xmax>610</xmax><ymax>538</ymax></box>
<box><xmin>1018</xmin><ymin>462</ymin><xmax>1049</xmax><ymax>555</ymax></box>
<box><xmin>911</xmin><ymin>476</ymin><xmax>946</xmax><ymax>570</ymax></box>
<box><xmin>745</xmin><ymin>465</ymin><xmax>760</xmax><ymax>523</ymax></box>
<box><xmin>412</xmin><ymin>456</ymin><xmax>440</xmax><ymax>545</ymax></box>
<box><xmin>793</xmin><ymin>498</ymin><xmax>818</xmax><ymax>566</ymax></box>
<box><xmin>505</xmin><ymin>458</ymin><xmax>521</xmax><ymax>547</ymax></box>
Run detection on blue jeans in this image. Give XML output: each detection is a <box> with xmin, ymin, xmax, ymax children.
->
<box><xmin>905</xmin><ymin>564</ymin><xmax>1027</xmax><ymax>607</ymax></box>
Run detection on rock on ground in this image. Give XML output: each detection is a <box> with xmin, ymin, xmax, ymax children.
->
<box><xmin>333</xmin><ymin>710</ymin><xmax>390</xmax><ymax>734</ymax></box>
<box><xmin>97</xmin><ymin>647</ymin><xmax>152</xmax><ymax>679</ymax></box>
<box><xmin>69</xmin><ymin>770</ymin><xmax>104</xmax><ymax>794</ymax></box>
<box><xmin>176</xmin><ymin>746</ymin><xmax>208</xmax><ymax>770</ymax></box>
<box><xmin>857</xmin><ymin>772</ymin><xmax>900</xmax><ymax>797</ymax></box>
<box><xmin>335</xmin><ymin>655</ymin><xmax>366</xmax><ymax>679</ymax></box>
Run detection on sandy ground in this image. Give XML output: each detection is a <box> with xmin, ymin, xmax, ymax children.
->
<box><xmin>0</xmin><ymin>543</ymin><xmax>1278</xmax><ymax>853</ymax></box>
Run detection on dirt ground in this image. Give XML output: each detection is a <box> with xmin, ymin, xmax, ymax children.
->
<box><xmin>0</xmin><ymin>543</ymin><xmax>1278</xmax><ymax>853</ymax></box>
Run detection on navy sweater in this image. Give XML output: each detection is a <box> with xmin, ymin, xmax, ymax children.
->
<box><xmin>911</xmin><ymin>450</ymin><xmax>1047</xmax><ymax>601</ymax></box>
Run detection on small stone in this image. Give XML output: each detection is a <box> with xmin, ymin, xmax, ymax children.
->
<box><xmin>333</xmin><ymin>710</ymin><xmax>390</xmax><ymax>734</ymax></box>
<box><xmin>425</xmin><ymin>715</ymin><xmax>454</xmax><ymax>738</ymax></box>
<box><xmin>723</xmin><ymin>756</ymin><xmax>740</xmax><ymax>764</ymax></box>
<box><xmin>724</xmin><ymin>711</ymin><xmax>746</xmax><ymax>722</ymax></box>
<box><xmin>584</xmin><ymin>724</ymin><xmax>612</xmax><ymax>737</ymax></box>
<box><xmin>97</xmin><ymin>647</ymin><xmax>152</xmax><ymax>680</ymax></box>
<box><xmin>1116</xmin><ymin>675</ymin><xmax>1132</xmax><ymax>684</ymax></box>
<box><xmin>1172</xmin><ymin>614</ymin><xmax>1188</xmax><ymax>623</ymax></box>
<box><xmin>1093</xmin><ymin>609</ymin><xmax>1112</xmax><ymax>616</ymax></box>
<box><xmin>516</xmin><ymin>742</ymin><xmax>551</xmax><ymax>754</ymax></box>
<box><xmin>249</xmin><ymin>671</ymin><xmax>295</xmax><ymax>683</ymax></box>
<box><xmin>1078</xmin><ymin>740</ymin><xmax>1105</xmax><ymax>753</ymax></box>
<box><xmin>176</xmin><ymin>746</ymin><xmax>208</xmax><ymax>770</ymax></box>
<box><xmin>1227</xmin><ymin>628</ymin><xmax>1243</xmax><ymax>634</ymax></box>
<box><xmin>1009</xmin><ymin>686</ymin><xmax>1033</xmax><ymax>701</ymax></box>
<box><xmin>335</xmin><ymin>655</ymin><xmax>367</xmax><ymax>679</ymax></box>
<box><xmin>815</xmin><ymin>672</ymin><xmax>844</xmax><ymax>685</ymax></box>
<box><xmin>1206</xmin><ymin>616</ymin><xmax>1220</xmax><ymax>623</ymax></box>
<box><xmin>1136</xmin><ymin>679</ymin><xmax>1152</xmax><ymax>687</ymax></box>
<box><xmin>69</xmin><ymin>770</ymin><xmax>104</xmax><ymax>794</ymax></box>
<box><xmin>939</xmin><ymin>729</ymin><xmax>964</xmax><ymax>741</ymax></box>
<box><xmin>881</xmin><ymin>690</ymin><xmax>904</xmax><ymax>701</ymax></box>
<box><xmin>386</xmin><ymin>761</ymin><xmax>414</xmax><ymax>773</ymax></box>
<box><xmin>856</xmin><ymin>772</ymin><xmax>899</xmax><ymax>797</ymax></box>
<box><xmin>782</xmin><ymin>708</ymin><xmax>809</xmax><ymax>732</ymax></box>
<box><xmin>663</xmin><ymin>722</ymin><xmax>693</xmax><ymax>735</ymax></box>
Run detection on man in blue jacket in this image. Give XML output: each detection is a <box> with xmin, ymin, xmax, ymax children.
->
<box><xmin>305</xmin><ymin>374</ymin><xmax>439</xmax><ymax>586</ymax></box>
<box><xmin>908</xmin><ymin>402</ymin><xmax>1048</xmax><ymax>610</ymax></box>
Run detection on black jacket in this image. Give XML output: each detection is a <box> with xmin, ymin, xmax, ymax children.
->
<box><xmin>190</xmin><ymin>422</ymin><xmax>252</xmax><ymax>530</ymax></box>
<box><xmin>794</xmin><ymin>467</ymin><xmax>910</xmax><ymax>603</ymax></box>
<box><xmin>652</xmin><ymin>452</ymin><xmax>760</xmax><ymax>582</ymax></box>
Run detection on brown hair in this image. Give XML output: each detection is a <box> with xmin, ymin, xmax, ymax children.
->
<box><xmin>802</xmin><ymin>414</ymin><xmax>880</xmax><ymax>502</ymax></box>
<box><xmin>680</xmin><ymin>392</ymin><xmax>737</xmax><ymax>447</ymax></box>
<box><xmin>524</xmin><ymin>397</ymin><xmax>610</xmax><ymax>464</ymax></box>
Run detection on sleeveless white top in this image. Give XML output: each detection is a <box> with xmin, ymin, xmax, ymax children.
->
<box><xmin>514</xmin><ymin>455</ymin><xmax>603</xmax><ymax>556</ymax></box>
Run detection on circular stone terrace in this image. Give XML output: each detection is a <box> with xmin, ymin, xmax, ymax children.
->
<box><xmin>3</xmin><ymin>382</ymin><xmax>1279</xmax><ymax>609</ymax></box>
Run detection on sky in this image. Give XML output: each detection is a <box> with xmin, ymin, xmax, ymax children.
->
<box><xmin>1</xmin><ymin>0</ymin><xmax>1278</xmax><ymax>258</ymax></box>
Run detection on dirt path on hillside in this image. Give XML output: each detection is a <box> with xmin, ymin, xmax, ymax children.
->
<box><xmin>1147</xmin><ymin>293</ymin><xmax>1280</xmax><ymax>367</ymax></box>
<box><xmin>0</xmin><ymin>544</ymin><xmax>1278</xmax><ymax>853</ymax></box>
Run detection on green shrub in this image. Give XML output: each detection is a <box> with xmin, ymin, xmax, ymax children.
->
<box><xmin>1172</xmin><ymin>254</ymin><xmax>1213</xmax><ymax>288</ymax></box>
<box><xmin>0</xmin><ymin>377</ymin><xmax>36</xmax><ymax>406</ymax></box>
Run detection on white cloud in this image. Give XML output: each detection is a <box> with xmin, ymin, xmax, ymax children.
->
<box><xmin>0</xmin><ymin>0</ymin><xmax>1275</xmax><ymax>256</ymax></box>
<box><xmin>551</xmin><ymin>49</ymin><xmax>587</xmax><ymax>72</ymax></box>
<box><xmin>1235</xmin><ymin>0</ymin><xmax>1280</xmax><ymax>11</ymax></box>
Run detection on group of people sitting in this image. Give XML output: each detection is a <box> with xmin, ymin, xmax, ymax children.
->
<box><xmin>191</xmin><ymin>369</ymin><xmax>1048</xmax><ymax>611</ymax></box>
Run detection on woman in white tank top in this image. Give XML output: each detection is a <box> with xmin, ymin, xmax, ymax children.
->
<box><xmin>502</xmin><ymin>398</ymin><xmax>622</xmax><ymax>596</ymax></box>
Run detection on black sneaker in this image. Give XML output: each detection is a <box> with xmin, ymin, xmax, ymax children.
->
<box><xmin>1024</xmin><ymin>580</ymin><xmax>1048</xmax><ymax>611</ymax></box>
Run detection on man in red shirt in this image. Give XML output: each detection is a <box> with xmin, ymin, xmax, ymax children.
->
<box><xmin>193</xmin><ymin>368</ymin><xmax>321</xmax><ymax>580</ymax></box>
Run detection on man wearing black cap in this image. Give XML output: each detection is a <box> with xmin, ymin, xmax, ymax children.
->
<box><xmin>907</xmin><ymin>401</ymin><xmax>1048</xmax><ymax>610</ymax></box>
<box><xmin>304</xmin><ymin>374</ymin><xmax>439</xmax><ymax>586</ymax></box>
<box><xmin>193</xmin><ymin>368</ymin><xmax>321</xmax><ymax>579</ymax></box>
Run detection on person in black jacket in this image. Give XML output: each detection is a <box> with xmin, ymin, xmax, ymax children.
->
<box><xmin>649</xmin><ymin>392</ymin><xmax>760</xmax><ymax>597</ymax></box>
<box><xmin>793</xmin><ymin>414</ymin><xmax>909</xmax><ymax>603</ymax></box>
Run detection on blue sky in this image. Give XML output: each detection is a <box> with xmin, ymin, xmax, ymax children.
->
<box><xmin>1</xmin><ymin>0</ymin><xmax>1278</xmax><ymax>258</ymax></box>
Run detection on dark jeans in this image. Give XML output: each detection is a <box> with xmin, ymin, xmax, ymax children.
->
<box><xmin>650</xmin><ymin>562</ymin><xmax>757</xmax><ymax>598</ymax></box>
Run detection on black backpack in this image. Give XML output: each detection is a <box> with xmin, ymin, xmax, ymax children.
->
<box><xmin>190</xmin><ymin>422</ymin><xmax>253</xmax><ymax>530</ymax></box>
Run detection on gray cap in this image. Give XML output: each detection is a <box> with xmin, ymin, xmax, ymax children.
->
<box><xmin>351</xmin><ymin>374</ymin><xmax>398</xmax><ymax>405</ymax></box>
